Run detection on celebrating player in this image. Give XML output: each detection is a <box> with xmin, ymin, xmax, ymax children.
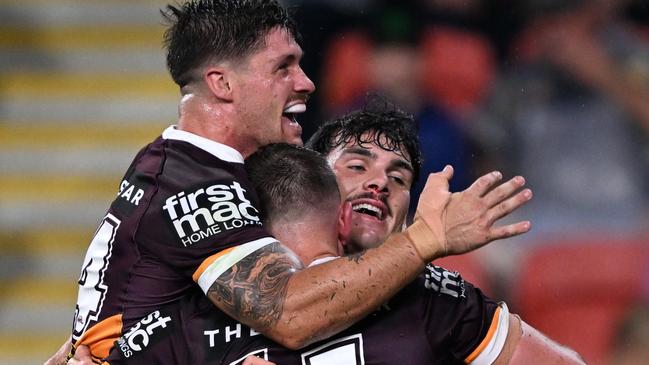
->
<box><xmin>104</xmin><ymin>136</ymin><xmax>580</xmax><ymax>364</ymax></box>
<box><xmin>99</xmin><ymin>106</ymin><xmax>579</xmax><ymax>364</ymax></box>
<box><xmin>47</xmin><ymin>1</ymin><xmax>533</xmax><ymax>364</ymax></box>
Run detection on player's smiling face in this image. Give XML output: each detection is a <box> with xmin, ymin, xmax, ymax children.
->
<box><xmin>232</xmin><ymin>27</ymin><xmax>315</xmax><ymax>150</ymax></box>
<box><xmin>327</xmin><ymin>134</ymin><xmax>414</xmax><ymax>253</ymax></box>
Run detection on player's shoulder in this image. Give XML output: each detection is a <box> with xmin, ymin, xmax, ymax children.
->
<box><xmin>140</xmin><ymin>136</ymin><xmax>266</xmax><ymax>250</ymax></box>
<box><xmin>415</xmin><ymin>264</ymin><xmax>499</xmax><ymax>319</ymax></box>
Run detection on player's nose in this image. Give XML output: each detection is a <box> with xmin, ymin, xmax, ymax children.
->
<box><xmin>295</xmin><ymin>66</ymin><xmax>315</xmax><ymax>94</ymax></box>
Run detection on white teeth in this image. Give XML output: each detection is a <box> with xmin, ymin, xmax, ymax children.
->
<box><xmin>283</xmin><ymin>104</ymin><xmax>306</xmax><ymax>114</ymax></box>
<box><xmin>352</xmin><ymin>203</ymin><xmax>383</xmax><ymax>220</ymax></box>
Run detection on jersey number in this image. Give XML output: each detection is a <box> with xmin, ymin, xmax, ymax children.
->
<box><xmin>301</xmin><ymin>334</ymin><xmax>365</xmax><ymax>365</ymax></box>
<box><xmin>72</xmin><ymin>214</ymin><xmax>121</xmax><ymax>340</ymax></box>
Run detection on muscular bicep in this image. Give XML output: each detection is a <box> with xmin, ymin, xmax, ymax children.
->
<box><xmin>206</xmin><ymin>241</ymin><xmax>305</xmax><ymax>332</ymax></box>
<box><xmin>493</xmin><ymin>314</ymin><xmax>586</xmax><ymax>365</ymax></box>
<box><xmin>491</xmin><ymin>314</ymin><xmax>521</xmax><ymax>365</ymax></box>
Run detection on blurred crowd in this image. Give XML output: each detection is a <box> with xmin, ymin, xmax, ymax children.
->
<box><xmin>286</xmin><ymin>0</ymin><xmax>649</xmax><ymax>234</ymax></box>
<box><xmin>284</xmin><ymin>1</ymin><xmax>649</xmax><ymax>364</ymax></box>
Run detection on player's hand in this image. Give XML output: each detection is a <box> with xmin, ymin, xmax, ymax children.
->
<box><xmin>44</xmin><ymin>337</ymin><xmax>72</xmax><ymax>365</ymax></box>
<box><xmin>242</xmin><ymin>355</ymin><xmax>276</xmax><ymax>365</ymax></box>
<box><xmin>404</xmin><ymin>166</ymin><xmax>455</xmax><ymax>260</ymax></box>
<box><xmin>67</xmin><ymin>345</ymin><xmax>93</xmax><ymax>365</ymax></box>
<box><xmin>442</xmin><ymin>170</ymin><xmax>532</xmax><ymax>255</ymax></box>
<box><xmin>409</xmin><ymin>166</ymin><xmax>532</xmax><ymax>259</ymax></box>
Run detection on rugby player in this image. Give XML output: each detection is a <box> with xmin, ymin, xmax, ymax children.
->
<box><xmin>194</xmin><ymin>107</ymin><xmax>583</xmax><ymax>364</ymax></box>
<box><xmin>47</xmin><ymin>1</ymin><xmax>533</xmax><ymax>363</ymax></box>
<box><xmin>103</xmin><ymin>136</ymin><xmax>582</xmax><ymax>364</ymax></box>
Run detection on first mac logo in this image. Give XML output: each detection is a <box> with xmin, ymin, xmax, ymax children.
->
<box><xmin>163</xmin><ymin>181</ymin><xmax>261</xmax><ymax>247</ymax></box>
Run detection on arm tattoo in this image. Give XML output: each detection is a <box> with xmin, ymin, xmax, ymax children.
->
<box><xmin>207</xmin><ymin>242</ymin><xmax>305</xmax><ymax>331</ymax></box>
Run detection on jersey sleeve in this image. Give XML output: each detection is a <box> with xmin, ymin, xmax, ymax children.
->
<box><xmin>464</xmin><ymin>302</ymin><xmax>510</xmax><ymax>365</ymax></box>
<box><xmin>421</xmin><ymin>264</ymin><xmax>509</xmax><ymax>364</ymax></box>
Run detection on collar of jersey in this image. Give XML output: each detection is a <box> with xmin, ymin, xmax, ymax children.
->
<box><xmin>308</xmin><ymin>256</ymin><xmax>339</xmax><ymax>267</ymax></box>
<box><xmin>162</xmin><ymin>125</ymin><xmax>244</xmax><ymax>164</ymax></box>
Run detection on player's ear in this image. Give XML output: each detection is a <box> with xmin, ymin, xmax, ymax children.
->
<box><xmin>204</xmin><ymin>66</ymin><xmax>234</xmax><ymax>102</ymax></box>
<box><xmin>337</xmin><ymin>201</ymin><xmax>352</xmax><ymax>254</ymax></box>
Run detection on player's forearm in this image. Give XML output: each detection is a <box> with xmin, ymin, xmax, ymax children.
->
<box><xmin>269</xmin><ymin>232</ymin><xmax>425</xmax><ymax>349</ymax></box>
<box><xmin>207</xmin><ymin>231</ymin><xmax>429</xmax><ymax>350</ymax></box>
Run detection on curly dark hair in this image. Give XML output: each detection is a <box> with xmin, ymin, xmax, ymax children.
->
<box><xmin>161</xmin><ymin>0</ymin><xmax>299</xmax><ymax>87</ymax></box>
<box><xmin>306</xmin><ymin>97</ymin><xmax>422</xmax><ymax>183</ymax></box>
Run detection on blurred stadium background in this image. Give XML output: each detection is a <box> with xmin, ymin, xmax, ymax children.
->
<box><xmin>1</xmin><ymin>0</ymin><xmax>648</xmax><ymax>364</ymax></box>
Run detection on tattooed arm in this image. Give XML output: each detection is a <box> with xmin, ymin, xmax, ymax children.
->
<box><xmin>208</xmin><ymin>235</ymin><xmax>424</xmax><ymax>349</ymax></box>
<box><xmin>208</xmin><ymin>169</ymin><xmax>532</xmax><ymax>349</ymax></box>
<box><xmin>208</xmin><ymin>242</ymin><xmax>302</xmax><ymax>333</ymax></box>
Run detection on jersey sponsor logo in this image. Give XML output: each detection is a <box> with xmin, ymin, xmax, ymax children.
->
<box><xmin>203</xmin><ymin>322</ymin><xmax>262</xmax><ymax>347</ymax></box>
<box><xmin>424</xmin><ymin>264</ymin><xmax>466</xmax><ymax>298</ymax></box>
<box><xmin>162</xmin><ymin>181</ymin><xmax>262</xmax><ymax>247</ymax></box>
<box><xmin>116</xmin><ymin>310</ymin><xmax>173</xmax><ymax>358</ymax></box>
<box><xmin>118</xmin><ymin>179</ymin><xmax>145</xmax><ymax>206</ymax></box>
<box><xmin>111</xmin><ymin>171</ymin><xmax>151</xmax><ymax>216</ymax></box>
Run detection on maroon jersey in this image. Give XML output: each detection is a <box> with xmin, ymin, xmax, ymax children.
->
<box><xmin>70</xmin><ymin>126</ymin><xmax>274</xmax><ymax>361</ymax></box>
<box><xmin>107</xmin><ymin>264</ymin><xmax>509</xmax><ymax>365</ymax></box>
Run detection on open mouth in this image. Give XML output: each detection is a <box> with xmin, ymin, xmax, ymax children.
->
<box><xmin>352</xmin><ymin>203</ymin><xmax>384</xmax><ymax>220</ymax></box>
<box><xmin>283</xmin><ymin>103</ymin><xmax>306</xmax><ymax>124</ymax></box>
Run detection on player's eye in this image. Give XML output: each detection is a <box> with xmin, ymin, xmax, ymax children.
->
<box><xmin>390</xmin><ymin>175</ymin><xmax>405</xmax><ymax>186</ymax></box>
<box><xmin>276</xmin><ymin>62</ymin><xmax>290</xmax><ymax>73</ymax></box>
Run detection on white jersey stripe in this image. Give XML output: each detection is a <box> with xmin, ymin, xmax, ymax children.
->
<box><xmin>469</xmin><ymin>302</ymin><xmax>510</xmax><ymax>365</ymax></box>
<box><xmin>196</xmin><ymin>237</ymin><xmax>277</xmax><ymax>293</ymax></box>
<box><xmin>162</xmin><ymin>125</ymin><xmax>244</xmax><ymax>164</ymax></box>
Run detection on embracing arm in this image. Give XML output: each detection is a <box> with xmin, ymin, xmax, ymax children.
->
<box><xmin>208</xmin><ymin>167</ymin><xmax>532</xmax><ymax>349</ymax></box>
<box><xmin>44</xmin><ymin>336</ymin><xmax>72</xmax><ymax>365</ymax></box>
<box><xmin>209</xmin><ymin>232</ymin><xmax>424</xmax><ymax>349</ymax></box>
<box><xmin>493</xmin><ymin>315</ymin><xmax>586</xmax><ymax>365</ymax></box>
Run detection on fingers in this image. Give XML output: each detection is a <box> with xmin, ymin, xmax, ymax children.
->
<box><xmin>479</xmin><ymin>178</ymin><xmax>533</xmax><ymax>244</ymax></box>
<box><xmin>466</xmin><ymin>171</ymin><xmax>503</xmax><ymax>197</ymax></box>
<box><xmin>487</xmin><ymin>188</ymin><xmax>533</xmax><ymax>223</ymax></box>
<box><xmin>43</xmin><ymin>353</ymin><xmax>67</xmax><ymax>365</ymax></box>
<box><xmin>484</xmin><ymin>176</ymin><xmax>526</xmax><ymax>208</ymax></box>
<box><xmin>441</xmin><ymin>165</ymin><xmax>454</xmax><ymax>180</ymax></box>
<box><xmin>417</xmin><ymin>166</ymin><xmax>454</xmax><ymax>213</ymax></box>
<box><xmin>489</xmin><ymin>220</ymin><xmax>532</xmax><ymax>240</ymax></box>
<box><xmin>68</xmin><ymin>345</ymin><xmax>93</xmax><ymax>365</ymax></box>
<box><xmin>422</xmin><ymin>165</ymin><xmax>454</xmax><ymax>194</ymax></box>
<box><xmin>44</xmin><ymin>338</ymin><xmax>73</xmax><ymax>365</ymax></box>
<box><xmin>242</xmin><ymin>356</ymin><xmax>276</xmax><ymax>365</ymax></box>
